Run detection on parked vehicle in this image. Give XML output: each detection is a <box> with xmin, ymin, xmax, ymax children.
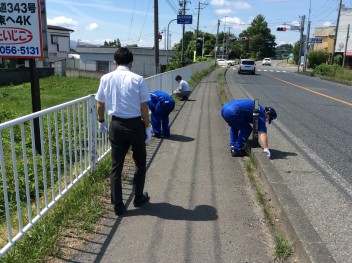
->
<box><xmin>227</xmin><ymin>60</ymin><xmax>235</xmax><ymax>66</ymax></box>
<box><xmin>238</xmin><ymin>59</ymin><xmax>256</xmax><ymax>74</ymax></box>
<box><xmin>262</xmin><ymin>58</ymin><xmax>271</xmax><ymax>66</ymax></box>
<box><xmin>216</xmin><ymin>59</ymin><xmax>228</xmax><ymax>67</ymax></box>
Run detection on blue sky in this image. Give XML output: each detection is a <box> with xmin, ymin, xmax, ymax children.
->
<box><xmin>46</xmin><ymin>0</ymin><xmax>352</xmax><ymax>48</ymax></box>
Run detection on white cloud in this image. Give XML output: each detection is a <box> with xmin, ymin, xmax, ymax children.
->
<box><xmin>232</xmin><ymin>2</ymin><xmax>251</xmax><ymax>9</ymax></box>
<box><xmin>215</xmin><ymin>9</ymin><xmax>233</xmax><ymax>15</ymax></box>
<box><xmin>211</xmin><ymin>0</ymin><xmax>251</xmax><ymax>9</ymax></box>
<box><xmin>290</xmin><ymin>21</ymin><xmax>300</xmax><ymax>26</ymax></box>
<box><xmin>86</xmin><ymin>23</ymin><xmax>98</xmax><ymax>31</ymax></box>
<box><xmin>323</xmin><ymin>21</ymin><xmax>333</xmax><ymax>27</ymax></box>
<box><xmin>47</xmin><ymin>16</ymin><xmax>78</xmax><ymax>30</ymax></box>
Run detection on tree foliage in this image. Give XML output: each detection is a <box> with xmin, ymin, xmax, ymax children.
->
<box><xmin>239</xmin><ymin>15</ymin><xmax>276</xmax><ymax>59</ymax></box>
<box><xmin>103</xmin><ymin>38</ymin><xmax>122</xmax><ymax>47</ymax></box>
<box><xmin>276</xmin><ymin>44</ymin><xmax>293</xmax><ymax>58</ymax></box>
<box><xmin>169</xmin><ymin>14</ymin><xmax>276</xmax><ymax>66</ymax></box>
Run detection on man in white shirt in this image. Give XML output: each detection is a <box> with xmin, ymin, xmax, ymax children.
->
<box><xmin>95</xmin><ymin>47</ymin><xmax>152</xmax><ymax>216</ymax></box>
<box><xmin>175</xmin><ymin>75</ymin><xmax>192</xmax><ymax>101</ymax></box>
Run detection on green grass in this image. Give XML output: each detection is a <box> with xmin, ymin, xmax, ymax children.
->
<box><xmin>246</xmin><ymin>159</ymin><xmax>293</xmax><ymax>260</ymax></box>
<box><xmin>0</xmin><ymin>158</ymin><xmax>111</xmax><ymax>263</ymax></box>
<box><xmin>217</xmin><ymin>69</ymin><xmax>228</xmax><ymax>105</ymax></box>
<box><xmin>0</xmin><ymin>75</ymin><xmax>100</xmax><ymax>123</ymax></box>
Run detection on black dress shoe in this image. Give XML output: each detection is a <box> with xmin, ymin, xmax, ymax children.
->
<box><xmin>114</xmin><ymin>203</ymin><xmax>126</xmax><ymax>216</ymax></box>
<box><xmin>133</xmin><ymin>192</ymin><xmax>150</xmax><ymax>207</ymax></box>
<box><xmin>231</xmin><ymin>148</ymin><xmax>245</xmax><ymax>157</ymax></box>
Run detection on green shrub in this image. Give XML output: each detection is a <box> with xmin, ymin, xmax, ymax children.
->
<box><xmin>314</xmin><ymin>64</ymin><xmax>343</xmax><ymax>77</ymax></box>
<box><xmin>307</xmin><ymin>50</ymin><xmax>329</xmax><ymax>69</ymax></box>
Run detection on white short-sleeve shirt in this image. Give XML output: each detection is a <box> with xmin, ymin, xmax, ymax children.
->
<box><xmin>95</xmin><ymin>66</ymin><xmax>150</xmax><ymax>118</ymax></box>
<box><xmin>179</xmin><ymin>80</ymin><xmax>191</xmax><ymax>92</ymax></box>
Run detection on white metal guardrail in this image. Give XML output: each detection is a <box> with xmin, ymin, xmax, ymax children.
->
<box><xmin>0</xmin><ymin>62</ymin><xmax>212</xmax><ymax>257</ymax></box>
<box><xmin>0</xmin><ymin>95</ymin><xmax>110</xmax><ymax>257</ymax></box>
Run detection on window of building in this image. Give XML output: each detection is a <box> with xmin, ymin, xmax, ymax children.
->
<box><xmin>96</xmin><ymin>61</ymin><xmax>109</xmax><ymax>72</ymax></box>
<box><xmin>52</xmin><ymin>35</ymin><xmax>58</xmax><ymax>44</ymax></box>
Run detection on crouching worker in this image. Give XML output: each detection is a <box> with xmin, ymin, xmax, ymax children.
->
<box><xmin>148</xmin><ymin>90</ymin><xmax>175</xmax><ymax>138</ymax></box>
<box><xmin>221</xmin><ymin>99</ymin><xmax>277</xmax><ymax>158</ymax></box>
<box><xmin>175</xmin><ymin>75</ymin><xmax>192</xmax><ymax>101</ymax></box>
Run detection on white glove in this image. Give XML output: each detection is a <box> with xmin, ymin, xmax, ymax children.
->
<box><xmin>145</xmin><ymin>127</ymin><xmax>152</xmax><ymax>144</ymax></box>
<box><xmin>263</xmin><ymin>148</ymin><xmax>271</xmax><ymax>158</ymax></box>
<box><xmin>99</xmin><ymin>121</ymin><xmax>107</xmax><ymax>133</ymax></box>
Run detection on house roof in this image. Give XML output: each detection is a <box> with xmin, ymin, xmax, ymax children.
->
<box><xmin>47</xmin><ymin>25</ymin><xmax>74</xmax><ymax>32</ymax></box>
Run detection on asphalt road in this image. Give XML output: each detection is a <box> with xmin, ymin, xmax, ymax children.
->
<box><xmin>227</xmin><ymin>62</ymin><xmax>352</xmax><ymax>262</ymax></box>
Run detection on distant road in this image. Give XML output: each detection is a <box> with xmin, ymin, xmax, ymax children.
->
<box><xmin>232</xmin><ymin>63</ymin><xmax>352</xmax><ymax>186</ymax></box>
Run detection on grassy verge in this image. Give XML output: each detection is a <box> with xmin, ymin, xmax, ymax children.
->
<box><xmin>0</xmin><ymin>75</ymin><xmax>100</xmax><ymax>123</ymax></box>
<box><xmin>216</xmin><ymin>70</ymin><xmax>293</xmax><ymax>261</ymax></box>
<box><xmin>246</xmin><ymin>161</ymin><xmax>293</xmax><ymax>260</ymax></box>
<box><xmin>1</xmin><ymin>158</ymin><xmax>112</xmax><ymax>263</ymax></box>
<box><xmin>216</xmin><ymin>69</ymin><xmax>228</xmax><ymax>105</ymax></box>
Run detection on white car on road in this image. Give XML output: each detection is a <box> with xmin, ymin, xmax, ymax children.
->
<box><xmin>216</xmin><ymin>59</ymin><xmax>228</xmax><ymax>67</ymax></box>
<box><xmin>262</xmin><ymin>58</ymin><xmax>271</xmax><ymax>66</ymax></box>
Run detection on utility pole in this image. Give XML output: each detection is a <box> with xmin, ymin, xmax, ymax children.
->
<box><xmin>195</xmin><ymin>1</ymin><xmax>201</xmax><ymax>57</ymax></box>
<box><xmin>215</xmin><ymin>20</ymin><xmax>220</xmax><ymax>65</ymax></box>
<box><xmin>343</xmin><ymin>24</ymin><xmax>350</xmax><ymax>68</ymax></box>
<box><xmin>222</xmin><ymin>16</ymin><xmax>227</xmax><ymax>59</ymax></box>
<box><xmin>304</xmin><ymin>21</ymin><xmax>311</xmax><ymax>72</ymax></box>
<box><xmin>154</xmin><ymin>0</ymin><xmax>159</xmax><ymax>74</ymax></box>
<box><xmin>226</xmin><ymin>27</ymin><xmax>230</xmax><ymax>59</ymax></box>
<box><xmin>298</xmin><ymin>15</ymin><xmax>305</xmax><ymax>73</ymax></box>
<box><xmin>181</xmin><ymin>0</ymin><xmax>186</xmax><ymax>66</ymax></box>
<box><xmin>303</xmin><ymin>0</ymin><xmax>312</xmax><ymax>73</ymax></box>
<box><xmin>331</xmin><ymin>0</ymin><xmax>343</xmax><ymax>64</ymax></box>
<box><xmin>194</xmin><ymin>1</ymin><xmax>208</xmax><ymax>58</ymax></box>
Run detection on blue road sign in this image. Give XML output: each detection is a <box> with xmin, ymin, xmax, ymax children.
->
<box><xmin>177</xmin><ymin>15</ymin><xmax>192</xmax><ymax>24</ymax></box>
<box><xmin>309</xmin><ymin>37</ymin><xmax>323</xmax><ymax>44</ymax></box>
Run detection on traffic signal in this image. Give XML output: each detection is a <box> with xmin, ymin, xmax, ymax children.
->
<box><xmin>277</xmin><ymin>26</ymin><xmax>287</xmax><ymax>31</ymax></box>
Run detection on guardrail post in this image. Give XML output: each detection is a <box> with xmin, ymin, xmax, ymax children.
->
<box><xmin>252</xmin><ymin>99</ymin><xmax>260</xmax><ymax>148</ymax></box>
<box><xmin>88</xmin><ymin>95</ymin><xmax>98</xmax><ymax>170</ymax></box>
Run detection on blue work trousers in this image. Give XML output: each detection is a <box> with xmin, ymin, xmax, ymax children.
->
<box><xmin>223</xmin><ymin>114</ymin><xmax>253</xmax><ymax>152</ymax></box>
<box><xmin>151</xmin><ymin>104</ymin><xmax>174</xmax><ymax>136</ymax></box>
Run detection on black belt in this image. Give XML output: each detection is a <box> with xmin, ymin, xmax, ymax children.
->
<box><xmin>112</xmin><ymin>116</ymin><xmax>141</xmax><ymax>121</ymax></box>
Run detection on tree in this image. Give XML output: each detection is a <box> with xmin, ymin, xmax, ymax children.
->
<box><xmin>116</xmin><ymin>38</ymin><xmax>121</xmax><ymax>48</ymax></box>
<box><xmin>276</xmin><ymin>44</ymin><xmax>293</xmax><ymax>58</ymax></box>
<box><xmin>293</xmin><ymin>41</ymin><xmax>300</xmax><ymax>65</ymax></box>
<box><xmin>103</xmin><ymin>39</ymin><xmax>123</xmax><ymax>47</ymax></box>
<box><xmin>239</xmin><ymin>15</ymin><xmax>276</xmax><ymax>59</ymax></box>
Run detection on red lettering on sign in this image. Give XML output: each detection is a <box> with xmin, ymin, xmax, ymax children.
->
<box><xmin>0</xmin><ymin>27</ymin><xmax>33</xmax><ymax>44</ymax></box>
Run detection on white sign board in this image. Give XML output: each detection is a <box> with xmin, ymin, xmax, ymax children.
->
<box><xmin>0</xmin><ymin>0</ymin><xmax>43</xmax><ymax>58</ymax></box>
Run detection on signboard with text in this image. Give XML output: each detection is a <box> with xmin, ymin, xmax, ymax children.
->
<box><xmin>308</xmin><ymin>37</ymin><xmax>323</xmax><ymax>44</ymax></box>
<box><xmin>0</xmin><ymin>0</ymin><xmax>43</xmax><ymax>58</ymax></box>
<box><xmin>177</xmin><ymin>15</ymin><xmax>192</xmax><ymax>24</ymax></box>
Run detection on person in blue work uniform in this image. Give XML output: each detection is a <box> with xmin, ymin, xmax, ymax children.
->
<box><xmin>221</xmin><ymin>99</ymin><xmax>277</xmax><ymax>158</ymax></box>
<box><xmin>147</xmin><ymin>90</ymin><xmax>175</xmax><ymax>138</ymax></box>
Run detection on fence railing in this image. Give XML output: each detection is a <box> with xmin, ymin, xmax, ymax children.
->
<box><xmin>0</xmin><ymin>61</ymin><xmax>212</xmax><ymax>257</ymax></box>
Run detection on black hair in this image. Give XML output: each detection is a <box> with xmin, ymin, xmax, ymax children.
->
<box><xmin>175</xmin><ymin>75</ymin><xmax>182</xmax><ymax>81</ymax></box>
<box><xmin>114</xmin><ymin>47</ymin><xmax>133</xmax><ymax>65</ymax></box>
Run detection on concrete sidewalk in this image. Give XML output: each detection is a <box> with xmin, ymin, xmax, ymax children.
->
<box><xmin>69</xmin><ymin>70</ymin><xmax>279</xmax><ymax>263</ymax></box>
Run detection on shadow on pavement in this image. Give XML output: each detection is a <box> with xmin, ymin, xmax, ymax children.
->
<box><xmin>164</xmin><ymin>134</ymin><xmax>195</xmax><ymax>142</ymax></box>
<box><xmin>269</xmin><ymin>149</ymin><xmax>297</xmax><ymax>160</ymax></box>
<box><xmin>123</xmin><ymin>202</ymin><xmax>218</xmax><ymax>221</ymax></box>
